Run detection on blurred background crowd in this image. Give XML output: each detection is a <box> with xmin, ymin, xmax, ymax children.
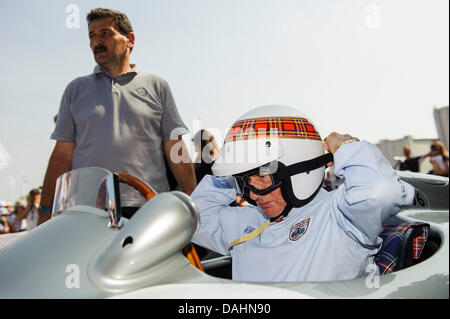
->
<box><xmin>1</xmin><ymin>188</ymin><xmax>41</xmax><ymax>234</ymax></box>
<box><xmin>322</xmin><ymin>138</ymin><xmax>449</xmax><ymax>191</ymax></box>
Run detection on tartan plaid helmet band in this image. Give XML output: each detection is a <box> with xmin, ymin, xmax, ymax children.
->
<box><xmin>224</xmin><ymin>116</ymin><xmax>322</xmax><ymax>143</ymax></box>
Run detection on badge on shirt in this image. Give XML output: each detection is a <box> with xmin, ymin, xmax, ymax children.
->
<box><xmin>289</xmin><ymin>218</ymin><xmax>311</xmax><ymax>241</ymax></box>
<box><xmin>136</xmin><ymin>87</ymin><xmax>149</xmax><ymax>97</ymax></box>
<box><xmin>244</xmin><ymin>225</ymin><xmax>255</xmax><ymax>234</ymax></box>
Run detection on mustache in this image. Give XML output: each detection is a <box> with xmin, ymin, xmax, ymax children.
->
<box><xmin>94</xmin><ymin>45</ymin><xmax>107</xmax><ymax>54</ymax></box>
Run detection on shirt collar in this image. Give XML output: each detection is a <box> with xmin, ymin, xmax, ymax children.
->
<box><xmin>93</xmin><ymin>64</ymin><xmax>140</xmax><ymax>77</ymax></box>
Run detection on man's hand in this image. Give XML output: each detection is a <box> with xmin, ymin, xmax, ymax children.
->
<box><xmin>38</xmin><ymin>141</ymin><xmax>75</xmax><ymax>225</ymax></box>
<box><xmin>323</xmin><ymin>132</ymin><xmax>360</xmax><ymax>166</ymax></box>
<box><xmin>163</xmin><ymin>137</ymin><xmax>197</xmax><ymax>195</ymax></box>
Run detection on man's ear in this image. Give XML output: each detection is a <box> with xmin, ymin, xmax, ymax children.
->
<box><xmin>126</xmin><ymin>32</ymin><xmax>135</xmax><ymax>51</ymax></box>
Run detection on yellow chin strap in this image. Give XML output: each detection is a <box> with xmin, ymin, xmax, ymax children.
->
<box><xmin>228</xmin><ymin>220</ymin><xmax>271</xmax><ymax>248</ymax></box>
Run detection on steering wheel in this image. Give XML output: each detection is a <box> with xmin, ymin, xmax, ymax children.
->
<box><xmin>115</xmin><ymin>172</ymin><xmax>204</xmax><ymax>272</ymax></box>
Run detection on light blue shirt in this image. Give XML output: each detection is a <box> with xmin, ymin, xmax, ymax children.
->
<box><xmin>191</xmin><ymin>141</ymin><xmax>415</xmax><ymax>282</ymax></box>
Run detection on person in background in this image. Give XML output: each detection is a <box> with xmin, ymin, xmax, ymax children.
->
<box><xmin>12</xmin><ymin>189</ymin><xmax>41</xmax><ymax>232</ymax></box>
<box><xmin>193</xmin><ymin>129</ymin><xmax>248</xmax><ymax>207</ymax></box>
<box><xmin>38</xmin><ymin>8</ymin><xmax>196</xmax><ymax>224</ymax></box>
<box><xmin>0</xmin><ymin>200</ymin><xmax>11</xmax><ymax>234</ymax></box>
<box><xmin>322</xmin><ymin>171</ymin><xmax>334</xmax><ymax>191</ymax></box>
<box><xmin>427</xmin><ymin>141</ymin><xmax>449</xmax><ymax>177</ymax></box>
<box><xmin>398</xmin><ymin>145</ymin><xmax>424</xmax><ymax>173</ymax></box>
<box><xmin>165</xmin><ymin>129</ymin><xmax>220</xmax><ymax>191</ymax></box>
<box><xmin>8</xmin><ymin>199</ymin><xmax>27</xmax><ymax>232</ymax></box>
<box><xmin>192</xmin><ymin>129</ymin><xmax>220</xmax><ymax>183</ymax></box>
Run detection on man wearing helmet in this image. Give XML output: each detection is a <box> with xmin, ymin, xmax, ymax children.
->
<box><xmin>191</xmin><ymin>105</ymin><xmax>415</xmax><ymax>282</ymax></box>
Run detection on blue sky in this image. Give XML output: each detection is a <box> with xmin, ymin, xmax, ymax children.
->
<box><xmin>0</xmin><ymin>0</ymin><xmax>448</xmax><ymax>202</ymax></box>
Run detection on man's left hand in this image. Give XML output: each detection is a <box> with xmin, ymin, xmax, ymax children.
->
<box><xmin>323</xmin><ymin>132</ymin><xmax>360</xmax><ymax>166</ymax></box>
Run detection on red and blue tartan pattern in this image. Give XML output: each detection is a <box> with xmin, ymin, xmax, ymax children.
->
<box><xmin>375</xmin><ymin>222</ymin><xmax>429</xmax><ymax>274</ymax></box>
<box><xmin>224</xmin><ymin>117</ymin><xmax>322</xmax><ymax>143</ymax></box>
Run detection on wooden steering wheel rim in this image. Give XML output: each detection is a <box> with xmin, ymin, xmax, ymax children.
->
<box><xmin>115</xmin><ymin>172</ymin><xmax>204</xmax><ymax>272</ymax></box>
<box><xmin>116</xmin><ymin>172</ymin><xmax>157</xmax><ymax>200</ymax></box>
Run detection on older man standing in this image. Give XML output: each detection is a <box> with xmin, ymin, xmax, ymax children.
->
<box><xmin>38</xmin><ymin>8</ymin><xmax>195</xmax><ymax>224</ymax></box>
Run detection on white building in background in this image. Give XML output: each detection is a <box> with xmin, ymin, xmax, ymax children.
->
<box><xmin>376</xmin><ymin>135</ymin><xmax>435</xmax><ymax>173</ymax></box>
<box><xmin>433</xmin><ymin>106</ymin><xmax>449</xmax><ymax>150</ymax></box>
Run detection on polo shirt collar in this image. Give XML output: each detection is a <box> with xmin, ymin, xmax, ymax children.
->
<box><xmin>93</xmin><ymin>64</ymin><xmax>140</xmax><ymax>77</ymax></box>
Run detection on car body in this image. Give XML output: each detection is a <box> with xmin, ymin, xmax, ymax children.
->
<box><xmin>0</xmin><ymin>167</ymin><xmax>448</xmax><ymax>299</ymax></box>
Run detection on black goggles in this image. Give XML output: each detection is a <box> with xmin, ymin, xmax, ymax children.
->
<box><xmin>234</xmin><ymin>167</ymin><xmax>283</xmax><ymax>197</ymax></box>
<box><xmin>232</xmin><ymin>153</ymin><xmax>333</xmax><ymax>198</ymax></box>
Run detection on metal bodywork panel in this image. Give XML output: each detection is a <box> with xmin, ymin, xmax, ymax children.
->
<box><xmin>0</xmin><ymin>191</ymin><xmax>202</xmax><ymax>298</ymax></box>
<box><xmin>0</xmin><ymin>208</ymin><xmax>115</xmax><ymax>298</ymax></box>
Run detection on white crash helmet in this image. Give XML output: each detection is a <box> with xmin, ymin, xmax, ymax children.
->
<box><xmin>212</xmin><ymin>105</ymin><xmax>332</xmax><ymax>210</ymax></box>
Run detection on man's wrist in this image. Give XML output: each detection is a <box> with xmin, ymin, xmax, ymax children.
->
<box><xmin>38</xmin><ymin>206</ymin><xmax>52</xmax><ymax>215</ymax></box>
<box><xmin>337</xmin><ymin>138</ymin><xmax>358</xmax><ymax>152</ymax></box>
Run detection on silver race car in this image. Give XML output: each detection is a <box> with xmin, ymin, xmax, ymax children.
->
<box><xmin>0</xmin><ymin>167</ymin><xmax>448</xmax><ymax>298</ymax></box>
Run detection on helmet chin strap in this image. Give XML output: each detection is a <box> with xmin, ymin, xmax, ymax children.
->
<box><xmin>269</xmin><ymin>202</ymin><xmax>292</xmax><ymax>222</ymax></box>
<box><xmin>268</xmin><ymin>175</ymin><xmax>322</xmax><ymax>222</ymax></box>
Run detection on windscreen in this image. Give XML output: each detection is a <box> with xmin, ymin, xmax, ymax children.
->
<box><xmin>52</xmin><ymin>167</ymin><xmax>112</xmax><ymax>216</ymax></box>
